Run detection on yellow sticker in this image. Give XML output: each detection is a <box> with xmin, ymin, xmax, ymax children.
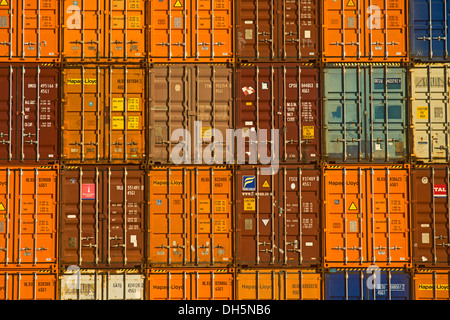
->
<box><xmin>262</xmin><ymin>180</ymin><xmax>270</xmax><ymax>188</ymax></box>
<box><xmin>348</xmin><ymin>202</ymin><xmax>357</xmax><ymax>210</ymax></box>
<box><xmin>417</xmin><ymin>106</ymin><xmax>429</xmax><ymax>120</ymax></box>
<box><xmin>303</xmin><ymin>126</ymin><xmax>315</xmax><ymax>140</ymax></box>
<box><xmin>174</xmin><ymin>0</ymin><xmax>182</xmax><ymax>7</ymax></box>
<box><xmin>244</xmin><ymin>198</ymin><xmax>255</xmax><ymax>211</ymax></box>
<box><xmin>0</xmin><ymin>202</ymin><xmax>5</xmax><ymax>211</ymax></box>
<box><xmin>112</xmin><ymin>116</ymin><xmax>124</xmax><ymax>130</ymax></box>
<box><xmin>347</xmin><ymin>0</ymin><xmax>355</xmax><ymax>7</ymax></box>
<box><xmin>128</xmin><ymin>98</ymin><xmax>140</xmax><ymax>111</ymax></box>
<box><xmin>0</xmin><ymin>0</ymin><xmax>8</xmax><ymax>6</ymax></box>
<box><xmin>202</xmin><ymin>127</ymin><xmax>212</xmax><ymax>139</ymax></box>
<box><xmin>246</xmin><ymin>102</ymin><xmax>253</xmax><ymax>106</ymax></box>
<box><xmin>128</xmin><ymin>116</ymin><xmax>139</xmax><ymax>130</ymax></box>
<box><xmin>112</xmin><ymin>98</ymin><xmax>124</xmax><ymax>111</ymax></box>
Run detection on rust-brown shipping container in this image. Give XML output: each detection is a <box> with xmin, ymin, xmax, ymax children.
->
<box><xmin>0</xmin><ymin>64</ymin><xmax>59</xmax><ymax>163</ymax></box>
<box><xmin>323</xmin><ymin>165</ymin><xmax>411</xmax><ymax>268</ymax></box>
<box><xmin>0</xmin><ymin>166</ymin><xmax>58</xmax><ymax>269</ymax></box>
<box><xmin>413</xmin><ymin>269</ymin><xmax>450</xmax><ymax>300</ymax></box>
<box><xmin>235</xmin><ymin>268</ymin><xmax>322</xmax><ymax>300</ymax></box>
<box><xmin>59</xmin><ymin>268</ymin><xmax>145</xmax><ymax>300</ymax></box>
<box><xmin>235</xmin><ymin>165</ymin><xmax>321</xmax><ymax>267</ymax></box>
<box><xmin>235</xmin><ymin>63</ymin><xmax>320</xmax><ymax>164</ymax></box>
<box><xmin>58</xmin><ymin>165</ymin><xmax>146</xmax><ymax>269</ymax></box>
<box><xmin>0</xmin><ymin>0</ymin><xmax>60</xmax><ymax>62</ymax></box>
<box><xmin>322</xmin><ymin>0</ymin><xmax>408</xmax><ymax>63</ymax></box>
<box><xmin>411</xmin><ymin>165</ymin><xmax>450</xmax><ymax>268</ymax></box>
<box><xmin>0</xmin><ymin>270</ymin><xmax>57</xmax><ymax>300</ymax></box>
<box><xmin>61</xmin><ymin>65</ymin><xmax>146</xmax><ymax>164</ymax></box>
<box><xmin>236</xmin><ymin>0</ymin><xmax>319</xmax><ymax>62</ymax></box>
<box><xmin>148</xmin><ymin>0</ymin><xmax>233</xmax><ymax>62</ymax></box>
<box><xmin>148</xmin><ymin>166</ymin><xmax>233</xmax><ymax>267</ymax></box>
<box><xmin>62</xmin><ymin>0</ymin><xmax>146</xmax><ymax>62</ymax></box>
<box><xmin>148</xmin><ymin>64</ymin><xmax>233</xmax><ymax>164</ymax></box>
<box><xmin>147</xmin><ymin>268</ymin><xmax>234</xmax><ymax>300</ymax></box>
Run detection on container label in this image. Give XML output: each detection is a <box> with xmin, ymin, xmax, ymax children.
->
<box><xmin>242</xmin><ymin>176</ymin><xmax>256</xmax><ymax>191</ymax></box>
<box><xmin>416</xmin><ymin>106</ymin><xmax>428</xmax><ymax>120</ymax></box>
<box><xmin>67</xmin><ymin>79</ymin><xmax>97</xmax><ymax>85</ymax></box>
<box><xmin>82</xmin><ymin>184</ymin><xmax>96</xmax><ymax>200</ymax></box>
<box><xmin>112</xmin><ymin>98</ymin><xmax>125</xmax><ymax>111</ymax></box>
<box><xmin>418</xmin><ymin>284</ymin><xmax>450</xmax><ymax>291</ymax></box>
<box><xmin>374</xmin><ymin>78</ymin><xmax>402</xmax><ymax>89</ymax></box>
<box><xmin>242</xmin><ymin>86</ymin><xmax>255</xmax><ymax>96</ymax></box>
<box><xmin>128</xmin><ymin>116</ymin><xmax>140</xmax><ymax>130</ymax></box>
<box><xmin>112</xmin><ymin>116</ymin><xmax>124</xmax><ymax>130</ymax></box>
<box><xmin>434</xmin><ymin>184</ymin><xmax>447</xmax><ymax>198</ymax></box>
<box><xmin>128</xmin><ymin>98</ymin><xmax>140</xmax><ymax>111</ymax></box>
<box><xmin>303</xmin><ymin>126</ymin><xmax>314</xmax><ymax>140</ymax></box>
<box><xmin>243</xmin><ymin>198</ymin><xmax>255</xmax><ymax>211</ymax></box>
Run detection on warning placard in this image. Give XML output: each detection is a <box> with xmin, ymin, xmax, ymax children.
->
<box><xmin>244</xmin><ymin>198</ymin><xmax>255</xmax><ymax>211</ymax></box>
<box><xmin>82</xmin><ymin>184</ymin><xmax>96</xmax><ymax>200</ymax></box>
<box><xmin>262</xmin><ymin>180</ymin><xmax>270</xmax><ymax>188</ymax></box>
<box><xmin>348</xmin><ymin>202</ymin><xmax>357</xmax><ymax>210</ymax></box>
<box><xmin>0</xmin><ymin>202</ymin><xmax>5</xmax><ymax>211</ymax></box>
<box><xmin>0</xmin><ymin>0</ymin><xmax>8</xmax><ymax>6</ymax></box>
<box><xmin>174</xmin><ymin>0</ymin><xmax>182</xmax><ymax>7</ymax></box>
<box><xmin>347</xmin><ymin>0</ymin><xmax>355</xmax><ymax>7</ymax></box>
<box><xmin>303</xmin><ymin>126</ymin><xmax>315</xmax><ymax>140</ymax></box>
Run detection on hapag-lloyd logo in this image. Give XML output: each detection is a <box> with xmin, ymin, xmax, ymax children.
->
<box><xmin>171</xmin><ymin>121</ymin><xmax>279</xmax><ymax>176</ymax></box>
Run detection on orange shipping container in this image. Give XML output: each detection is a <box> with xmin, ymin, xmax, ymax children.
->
<box><xmin>62</xmin><ymin>0</ymin><xmax>146</xmax><ymax>62</ymax></box>
<box><xmin>148</xmin><ymin>166</ymin><xmax>233</xmax><ymax>267</ymax></box>
<box><xmin>235</xmin><ymin>269</ymin><xmax>322</xmax><ymax>300</ymax></box>
<box><xmin>322</xmin><ymin>0</ymin><xmax>408</xmax><ymax>62</ymax></box>
<box><xmin>413</xmin><ymin>269</ymin><xmax>450</xmax><ymax>300</ymax></box>
<box><xmin>148</xmin><ymin>0</ymin><xmax>233</xmax><ymax>62</ymax></box>
<box><xmin>0</xmin><ymin>166</ymin><xmax>58</xmax><ymax>269</ymax></box>
<box><xmin>0</xmin><ymin>0</ymin><xmax>60</xmax><ymax>62</ymax></box>
<box><xmin>61</xmin><ymin>65</ymin><xmax>146</xmax><ymax>164</ymax></box>
<box><xmin>0</xmin><ymin>270</ymin><xmax>57</xmax><ymax>300</ymax></box>
<box><xmin>323</xmin><ymin>165</ymin><xmax>411</xmax><ymax>268</ymax></box>
<box><xmin>147</xmin><ymin>268</ymin><xmax>234</xmax><ymax>300</ymax></box>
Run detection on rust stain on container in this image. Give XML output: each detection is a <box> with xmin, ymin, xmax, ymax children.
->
<box><xmin>236</xmin><ymin>0</ymin><xmax>319</xmax><ymax>62</ymax></box>
<box><xmin>148</xmin><ymin>166</ymin><xmax>233</xmax><ymax>267</ymax></box>
<box><xmin>62</xmin><ymin>0</ymin><xmax>146</xmax><ymax>62</ymax></box>
<box><xmin>148</xmin><ymin>64</ymin><xmax>233</xmax><ymax>164</ymax></box>
<box><xmin>148</xmin><ymin>0</ymin><xmax>233</xmax><ymax>62</ymax></box>
<box><xmin>0</xmin><ymin>0</ymin><xmax>60</xmax><ymax>62</ymax></box>
<box><xmin>235</xmin><ymin>165</ymin><xmax>321</xmax><ymax>267</ymax></box>
<box><xmin>0</xmin><ymin>270</ymin><xmax>57</xmax><ymax>300</ymax></box>
<box><xmin>235</xmin><ymin>63</ymin><xmax>320</xmax><ymax>163</ymax></box>
<box><xmin>0</xmin><ymin>166</ymin><xmax>58</xmax><ymax>269</ymax></box>
<box><xmin>59</xmin><ymin>165</ymin><xmax>146</xmax><ymax>269</ymax></box>
<box><xmin>411</xmin><ymin>165</ymin><xmax>450</xmax><ymax>268</ymax></box>
<box><xmin>0</xmin><ymin>64</ymin><xmax>59</xmax><ymax>163</ymax></box>
<box><xmin>322</xmin><ymin>0</ymin><xmax>408</xmax><ymax>62</ymax></box>
<box><xmin>147</xmin><ymin>268</ymin><xmax>234</xmax><ymax>300</ymax></box>
<box><xmin>61</xmin><ymin>65</ymin><xmax>146</xmax><ymax>163</ymax></box>
<box><xmin>236</xmin><ymin>269</ymin><xmax>322</xmax><ymax>300</ymax></box>
<box><xmin>323</xmin><ymin>165</ymin><xmax>411</xmax><ymax>268</ymax></box>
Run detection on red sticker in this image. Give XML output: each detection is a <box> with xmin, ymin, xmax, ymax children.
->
<box><xmin>82</xmin><ymin>184</ymin><xmax>96</xmax><ymax>200</ymax></box>
<box><xmin>433</xmin><ymin>184</ymin><xmax>447</xmax><ymax>198</ymax></box>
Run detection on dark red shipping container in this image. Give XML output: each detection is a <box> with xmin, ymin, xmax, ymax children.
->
<box><xmin>0</xmin><ymin>64</ymin><xmax>59</xmax><ymax>163</ymax></box>
<box><xmin>411</xmin><ymin>165</ymin><xmax>450</xmax><ymax>268</ymax></box>
<box><xmin>59</xmin><ymin>165</ymin><xmax>146</xmax><ymax>269</ymax></box>
<box><xmin>235</xmin><ymin>165</ymin><xmax>321</xmax><ymax>267</ymax></box>
<box><xmin>235</xmin><ymin>63</ymin><xmax>320</xmax><ymax>164</ymax></box>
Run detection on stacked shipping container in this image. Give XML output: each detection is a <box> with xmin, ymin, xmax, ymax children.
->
<box><xmin>0</xmin><ymin>0</ymin><xmax>448</xmax><ymax>300</ymax></box>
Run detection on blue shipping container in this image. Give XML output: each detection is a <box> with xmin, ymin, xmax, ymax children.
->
<box><xmin>410</xmin><ymin>0</ymin><xmax>450</xmax><ymax>61</ymax></box>
<box><xmin>325</xmin><ymin>269</ymin><xmax>411</xmax><ymax>300</ymax></box>
<box><xmin>323</xmin><ymin>66</ymin><xmax>407</xmax><ymax>163</ymax></box>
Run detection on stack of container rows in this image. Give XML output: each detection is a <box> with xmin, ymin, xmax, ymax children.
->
<box><xmin>0</xmin><ymin>0</ymin><xmax>449</xmax><ymax>300</ymax></box>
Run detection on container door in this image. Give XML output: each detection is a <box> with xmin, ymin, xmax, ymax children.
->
<box><xmin>0</xmin><ymin>0</ymin><xmax>13</xmax><ymax>60</ymax></box>
<box><xmin>0</xmin><ymin>168</ymin><xmax>12</xmax><ymax>266</ymax></box>
<box><xmin>0</xmin><ymin>272</ymin><xmax>57</xmax><ymax>300</ymax></box>
<box><xmin>414</xmin><ymin>271</ymin><xmax>450</xmax><ymax>300</ymax></box>
<box><xmin>325</xmin><ymin>271</ymin><xmax>365</xmax><ymax>300</ymax></box>
<box><xmin>193</xmin><ymin>271</ymin><xmax>233</xmax><ymax>300</ymax></box>
<box><xmin>0</xmin><ymin>66</ymin><xmax>15</xmax><ymax>161</ymax></box>
<box><xmin>366</xmin><ymin>271</ymin><xmax>410</xmax><ymax>300</ymax></box>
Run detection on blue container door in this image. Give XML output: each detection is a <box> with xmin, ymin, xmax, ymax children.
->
<box><xmin>366</xmin><ymin>271</ymin><xmax>411</xmax><ymax>300</ymax></box>
<box><xmin>410</xmin><ymin>0</ymin><xmax>449</xmax><ymax>61</ymax></box>
<box><xmin>325</xmin><ymin>272</ymin><xmax>365</xmax><ymax>300</ymax></box>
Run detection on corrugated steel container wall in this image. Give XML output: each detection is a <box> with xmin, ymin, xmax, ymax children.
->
<box><xmin>235</xmin><ymin>165</ymin><xmax>321</xmax><ymax>267</ymax></box>
<box><xmin>323</xmin><ymin>65</ymin><xmax>407</xmax><ymax>163</ymax></box>
<box><xmin>148</xmin><ymin>64</ymin><xmax>233</xmax><ymax>164</ymax></box>
<box><xmin>411</xmin><ymin>165</ymin><xmax>450</xmax><ymax>268</ymax></box>
<box><xmin>413</xmin><ymin>269</ymin><xmax>450</xmax><ymax>300</ymax></box>
<box><xmin>147</xmin><ymin>268</ymin><xmax>234</xmax><ymax>300</ymax></box>
<box><xmin>61</xmin><ymin>65</ymin><xmax>146</xmax><ymax>164</ymax></box>
<box><xmin>409</xmin><ymin>0</ymin><xmax>450</xmax><ymax>62</ymax></box>
<box><xmin>0</xmin><ymin>270</ymin><xmax>57</xmax><ymax>300</ymax></box>
<box><xmin>58</xmin><ymin>165</ymin><xmax>146</xmax><ymax>269</ymax></box>
<box><xmin>410</xmin><ymin>64</ymin><xmax>450</xmax><ymax>163</ymax></box>
<box><xmin>147</xmin><ymin>166</ymin><xmax>233</xmax><ymax>267</ymax></box>
<box><xmin>324</xmin><ymin>268</ymin><xmax>411</xmax><ymax>300</ymax></box>
<box><xmin>0</xmin><ymin>0</ymin><xmax>60</xmax><ymax>62</ymax></box>
<box><xmin>235</xmin><ymin>269</ymin><xmax>322</xmax><ymax>300</ymax></box>
<box><xmin>235</xmin><ymin>63</ymin><xmax>320</xmax><ymax>164</ymax></box>
<box><xmin>0</xmin><ymin>64</ymin><xmax>59</xmax><ymax>163</ymax></box>
<box><xmin>59</xmin><ymin>269</ymin><xmax>145</xmax><ymax>300</ymax></box>
<box><xmin>0</xmin><ymin>166</ymin><xmax>58</xmax><ymax>269</ymax></box>
<box><xmin>62</xmin><ymin>0</ymin><xmax>146</xmax><ymax>62</ymax></box>
<box><xmin>235</xmin><ymin>0</ymin><xmax>319</xmax><ymax>62</ymax></box>
<box><xmin>322</xmin><ymin>0</ymin><xmax>408</xmax><ymax>63</ymax></box>
<box><xmin>148</xmin><ymin>0</ymin><xmax>233</xmax><ymax>62</ymax></box>
<box><xmin>323</xmin><ymin>165</ymin><xmax>411</xmax><ymax>268</ymax></box>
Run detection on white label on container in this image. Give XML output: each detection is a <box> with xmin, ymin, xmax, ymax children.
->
<box><xmin>130</xmin><ymin>235</ymin><xmax>137</xmax><ymax>247</ymax></box>
<box><xmin>304</xmin><ymin>30</ymin><xmax>311</xmax><ymax>38</ymax></box>
<box><xmin>244</xmin><ymin>20</ymin><xmax>253</xmax><ymax>24</ymax></box>
<box><xmin>305</xmin><ymin>242</ymin><xmax>313</xmax><ymax>247</ymax></box>
<box><xmin>291</xmin><ymin>183</ymin><xmax>296</xmax><ymax>190</ymax></box>
<box><xmin>375</xmin><ymin>143</ymin><xmax>382</xmax><ymax>150</ymax></box>
<box><xmin>422</xmin><ymin>177</ymin><xmax>428</xmax><ymax>184</ymax></box>
<box><xmin>245</xmin><ymin>121</ymin><xmax>253</xmax><ymax>126</ymax></box>
<box><xmin>67</xmin><ymin>215</ymin><xmax>77</xmax><ymax>219</ymax></box>
<box><xmin>421</xmin><ymin>224</ymin><xmax>430</xmax><ymax>228</ymax></box>
<box><xmin>422</xmin><ymin>233</ymin><xmax>430</xmax><ymax>244</ymax></box>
